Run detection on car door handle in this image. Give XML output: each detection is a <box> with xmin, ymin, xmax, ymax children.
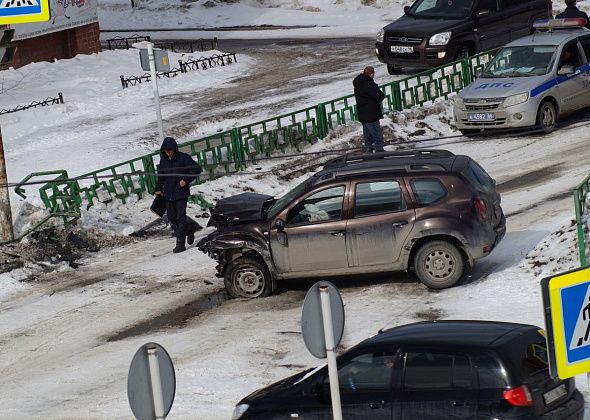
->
<box><xmin>452</xmin><ymin>400</ymin><xmax>466</xmax><ymax>407</ymax></box>
<box><xmin>369</xmin><ymin>401</ymin><xmax>385</xmax><ymax>409</ymax></box>
<box><xmin>392</xmin><ymin>222</ymin><xmax>408</xmax><ymax>228</ymax></box>
<box><xmin>329</xmin><ymin>231</ymin><xmax>345</xmax><ymax>237</ymax></box>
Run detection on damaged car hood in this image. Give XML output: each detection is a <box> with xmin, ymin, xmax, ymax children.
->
<box><xmin>208</xmin><ymin>192</ymin><xmax>275</xmax><ymax>227</ymax></box>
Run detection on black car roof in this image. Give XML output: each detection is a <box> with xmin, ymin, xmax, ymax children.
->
<box><xmin>315</xmin><ymin>150</ymin><xmax>466</xmax><ymax>183</ymax></box>
<box><xmin>366</xmin><ymin>320</ymin><xmax>538</xmax><ymax>349</ymax></box>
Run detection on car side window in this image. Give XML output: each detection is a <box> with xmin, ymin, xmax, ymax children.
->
<box><xmin>479</xmin><ymin>0</ymin><xmax>499</xmax><ymax>13</ymax></box>
<box><xmin>355</xmin><ymin>181</ymin><xmax>403</xmax><ymax>217</ymax></box>
<box><xmin>499</xmin><ymin>0</ymin><xmax>519</xmax><ymax>9</ymax></box>
<box><xmin>404</xmin><ymin>352</ymin><xmax>473</xmax><ymax>390</ymax></box>
<box><xmin>559</xmin><ymin>43</ymin><xmax>583</xmax><ymax>69</ymax></box>
<box><xmin>411</xmin><ymin>179</ymin><xmax>447</xmax><ymax>206</ymax></box>
<box><xmin>580</xmin><ymin>38</ymin><xmax>590</xmax><ymax>63</ymax></box>
<box><xmin>462</xmin><ymin>161</ymin><xmax>493</xmax><ymax>192</ymax></box>
<box><xmin>287</xmin><ymin>186</ymin><xmax>345</xmax><ymax>225</ymax></box>
<box><xmin>328</xmin><ymin>352</ymin><xmax>397</xmax><ymax>393</ymax></box>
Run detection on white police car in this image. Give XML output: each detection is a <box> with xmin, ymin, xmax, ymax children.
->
<box><xmin>454</xmin><ymin>18</ymin><xmax>590</xmax><ymax>134</ymax></box>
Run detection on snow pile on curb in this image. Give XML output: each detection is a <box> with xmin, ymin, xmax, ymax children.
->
<box><xmin>524</xmin><ymin>219</ymin><xmax>579</xmax><ymax>278</ymax></box>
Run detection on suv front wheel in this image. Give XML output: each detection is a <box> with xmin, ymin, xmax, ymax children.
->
<box><xmin>224</xmin><ymin>256</ymin><xmax>273</xmax><ymax>299</ymax></box>
<box><xmin>414</xmin><ymin>240</ymin><xmax>464</xmax><ymax>289</ymax></box>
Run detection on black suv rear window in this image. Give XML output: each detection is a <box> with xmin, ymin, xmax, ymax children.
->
<box><xmin>411</xmin><ymin>179</ymin><xmax>447</xmax><ymax>206</ymax></box>
<box><xmin>523</xmin><ymin>337</ymin><xmax>549</xmax><ymax>378</ymax></box>
<box><xmin>462</xmin><ymin>161</ymin><xmax>494</xmax><ymax>191</ymax></box>
<box><xmin>404</xmin><ymin>352</ymin><xmax>472</xmax><ymax>390</ymax></box>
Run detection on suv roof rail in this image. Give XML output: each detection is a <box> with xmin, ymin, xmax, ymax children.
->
<box><xmin>323</xmin><ymin>149</ymin><xmax>455</xmax><ymax>169</ymax></box>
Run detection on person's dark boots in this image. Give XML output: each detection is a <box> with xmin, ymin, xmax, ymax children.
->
<box><xmin>173</xmin><ymin>237</ymin><xmax>186</xmax><ymax>253</ymax></box>
<box><xmin>187</xmin><ymin>230</ymin><xmax>195</xmax><ymax>246</ymax></box>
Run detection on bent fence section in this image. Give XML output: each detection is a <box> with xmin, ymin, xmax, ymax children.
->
<box><xmin>0</xmin><ymin>93</ymin><xmax>64</xmax><ymax>116</ymax></box>
<box><xmin>15</xmin><ymin>51</ymin><xmax>494</xmax><ymax>239</ymax></box>
<box><xmin>574</xmin><ymin>175</ymin><xmax>590</xmax><ymax>266</ymax></box>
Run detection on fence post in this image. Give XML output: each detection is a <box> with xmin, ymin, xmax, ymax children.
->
<box><xmin>391</xmin><ymin>81</ymin><xmax>403</xmax><ymax>111</ymax></box>
<box><xmin>141</xmin><ymin>155</ymin><xmax>157</xmax><ymax>194</ymax></box>
<box><xmin>120</xmin><ymin>75</ymin><xmax>127</xmax><ymax>89</ymax></box>
<box><xmin>575</xmin><ymin>189</ymin><xmax>587</xmax><ymax>266</ymax></box>
<box><xmin>230</xmin><ymin>127</ymin><xmax>246</xmax><ymax>171</ymax></box>
<box><xmin>460</xmin><ymin>57</ymin><xmax>472</xmax><ymax>87</ymax></box>
<box><xmin>178</xmin><ymin>60</ymin><xmax>185</xmax><ymax>74</ymax></box>
<box><xmin>125</xmin><ymin>39</ymin><xmax>129</xmax><ymax>50</ymax></box>
<box><xmin>315</xmin><ymin>103</ymin><xmax>329</xmax><ymax>139</ymax></box>
<box><xmin>58</xmin><ymin>92</ymin><xmax>64</xmax><ymax>104</ymax></box>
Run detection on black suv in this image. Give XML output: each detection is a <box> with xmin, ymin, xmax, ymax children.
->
<box><xmin>198</xmin><ymin>150</ymin><xmax>505</xmax><ymax>299</ymax></box>
<box><xmin>232</xmin><ymin>321</ymin><xmax>585</xmax><ymax>420</ymax></box>
<box><xmin>375</xmin><ymin>0</ymin><xmax>551</xmax><ymax>74</ymax></box>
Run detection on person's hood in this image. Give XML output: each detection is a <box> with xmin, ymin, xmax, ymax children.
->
<box><xmin>207</xmin><ymin>192</ymin><xmax>275</xmax><ymax>227</ymax></box>
<box><xmin>160</xmin><ymin>137</ymin><xmax>179</xmax><ymax>155</ymax></box>
<box><xmin>353</xmin><ymin>73</ymin><xmax>372</xmax><ymax>88</ymax></box>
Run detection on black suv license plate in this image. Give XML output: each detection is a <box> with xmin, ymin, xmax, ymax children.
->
<box><xmin>468</xmin><ymin>112</ymin><xmax>494</xmax><ymax>122</ymax></box>
<box><xmin>543</xmin><ymin>384</ymin><xmax>567</xmax><ymax>406</ymax></box>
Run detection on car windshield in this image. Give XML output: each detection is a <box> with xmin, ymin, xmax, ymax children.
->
<box><xmin>265</xmin><ymin>177</ymin><xmax>313</xmax><ymax>219</ymax></box>
<box><xmin>482</xmin><ymin>46</ymin><xmax>557</xmax><ymax>78</ymax></box>
<box><xmin>408</xmin><ymin>0</ymin><xmax>474</xmax><ymax>19</ymax></box>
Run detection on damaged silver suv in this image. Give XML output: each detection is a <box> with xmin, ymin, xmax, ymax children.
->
<box><xmin>198</xmin><ymin>150</ymin><xmax>505</xmax><ymax>299</ymax></box>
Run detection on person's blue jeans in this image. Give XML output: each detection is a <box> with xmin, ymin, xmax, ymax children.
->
<box><xmin>362</xmin><ymin>121</ymin><xmax>384</xmax><ymax>153</ymax></box>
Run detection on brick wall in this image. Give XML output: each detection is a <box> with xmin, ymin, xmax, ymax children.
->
<box><xmin>10</xmin><ymin>22</ymin><xmax>101</xmax><ymax>69</ymax></box>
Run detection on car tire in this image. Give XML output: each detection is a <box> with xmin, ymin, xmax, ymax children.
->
<box><xmin>414</xmin><ymin>240</ymin><xmax>465</xmax><ymax>289</ymax></box>
<box><xmin>387</xmin><ymin>64</ymin><xmax>402</xmax><ymax>75</ymax></box>
<box><xmin>224</xmin><ymin>255</ymin><xmax>273</xmax><ymax>299</ymax></box>
<box><xmin>455</xmin><ymin>45</ymin><xmax>471</xmax><ymax>60</ymax></box>
<box><xmin>536</xmin><ymin>101</ymin><xmax>557</xmax><ymax>134</ymax></box>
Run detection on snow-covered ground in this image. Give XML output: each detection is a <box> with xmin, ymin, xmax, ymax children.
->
<box><xmin>4</xmin><ymin>3</ymin><xmax>590</xmax><ymax>418</ymax></box>
<box><xmin>99</xmin><ymin>0</ymin><xmax>405</xmax><ymax>39</ymax></box>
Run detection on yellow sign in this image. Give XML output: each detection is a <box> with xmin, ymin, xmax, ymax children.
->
<box><xmin>0</xmin><ymin>0</ymin><xmax>50</xmax><ymax>25</ymax></box>
<box><xmin>542</xmin><ymin>266</ymin><xmax>590</xmax><ymax>379</ymax></box>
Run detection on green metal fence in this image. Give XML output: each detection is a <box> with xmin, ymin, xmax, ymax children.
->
<box><xmin>574</xmin><ymin>175</ymin><xmax>590</xmax><ymax>266</ymax></box>
<box><xmin>15</xmin><ymin>50</ymin><xmax>495</xmax><ymax>238</ymax></box>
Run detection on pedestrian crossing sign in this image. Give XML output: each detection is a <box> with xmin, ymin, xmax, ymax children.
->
<box><xmin>0</xmin><ymin>0</ymin><xmax>50</xmax><ymax>25</ymax></box>
<box><xmin>542</xmin><ymin>266</ymin><xmax>590</xmax><ymax>379</ymax></box>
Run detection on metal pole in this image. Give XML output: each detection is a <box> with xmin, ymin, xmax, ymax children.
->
<box><xmin>0</xmin><ymin>125</ymin><xmax>13</xmax><ymax>242</ymax></box>
<box><xmin>147</xmin><ymin>345</ymin><xmax>166</xmax><ymax>420</ymax></box>
<box><xmin>319</xmin><ymin>286</ymin><xmax>343</xmax><ymax>420</ymax></box>
<box><xmin>147</xmin><ymin>42</ymin><xmax>165</xmax><ymax>140</ymax></box>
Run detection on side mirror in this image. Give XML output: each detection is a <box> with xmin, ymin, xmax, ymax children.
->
<box><xmin>275</xmin><ymin>218</ymin><xmax>286</xmax><ymax>232</ymax></box>
<box><xmin>558</xmin><ymin>65</ymin><xmax>575</xmax><ymax>76</ymax></box>
<box><xmin>404</xmin><ymin>5</ymin><xmax>411</xmax><ymax>14</ymax></box>
<box><xmin>478</xmin><ymin>9</ymin><xmax>490</xmax><ymax>18</ymax></box>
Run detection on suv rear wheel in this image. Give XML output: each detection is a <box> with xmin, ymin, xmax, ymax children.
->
<box><xmin>224</xmin><ymin>256</ymin><xmax>273</xmax><ymax>299</ymax></box>
<box><xmin>414</xmin><ymin>240</ymin><xmax>464</xmax><ymax>289</ymax></box>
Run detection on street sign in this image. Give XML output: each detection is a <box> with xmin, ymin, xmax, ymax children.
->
<box><xmin>0</xmin><ymin>0</ymin><xmax>50</xmax><ymax>25</ymax></box>
<box><xmin>128</xmin><ymin>343</ymin><xmax>176</xmax><ymax>420</ymax></box>
<box><xmin>542</xmin><ymin>266</ymin><xmax>590</xmax><ymax>379</ymax></box>
<box><xmin>140</xmin><ymin>48</ymin><xmax>170</xmax><ymax>73</ymax></box>
<box><xmin>301</xmin><ymin>281</ymin><xmax>345</xmax><ymax>359</ymax></box>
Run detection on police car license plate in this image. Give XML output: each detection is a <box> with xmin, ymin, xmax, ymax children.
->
<box><xmin>391</xmin><ymin>46</ymin><xmax>414</xmax><ymax>53</ymax></box>
<box><xmin>468</xmin><ymin>112</ymin><xmax>495</xmax><ymax>122</ymax></box>
<box><xmin>543</xmin><ymin>384</ymin><xmax>567</xmax><ymax>406</ymax></box>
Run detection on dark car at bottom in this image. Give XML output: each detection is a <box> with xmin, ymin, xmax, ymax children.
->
<box><xmin>232</xmin><ymin>321</ymin><xmax>585</xmax><ymax>420</ymax></box>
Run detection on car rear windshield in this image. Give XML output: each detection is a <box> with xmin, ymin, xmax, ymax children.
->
<box><xmin>483</xmin><ymin>46</ymin><xmax>557</xmax><ymax>78</ymax></box>
<box><xmin>523</xmin><ymin>334</ymin><xmax>549</xmax><ymax>379</ymax></box>
<box><xmin>409</xmin><ymin>0</ymin><xmax>474</xmax><ymax>19</ymax></box>
<box><xmin>462</xmin><ymin>161</ymin><xmax>494</xmax><ymax>192</ymax></box>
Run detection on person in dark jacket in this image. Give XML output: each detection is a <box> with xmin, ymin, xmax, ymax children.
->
<box><xmin>156</xmin><ymin>137</ymin><xmax>202</xmax><ymax>253</ymax></box>
<box><xmin>353</xmin><ymin>66</ymin><xmax>386</xmax><ymax>153</ymax></box>
<box><xmin>556</xmin><ymin>0</ymin><xmax>590</xmax><ymax>29</ymax></box>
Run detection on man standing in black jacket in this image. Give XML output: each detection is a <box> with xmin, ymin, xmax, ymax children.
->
<box><xmin>353</xmin><ymin>66</ymin><xmax>386</xmax><ymax>153</ymax></box>
<box><xmin>556</xmin><ymin>0</ymin><xmax>590</xmax><ymax>29</ymax></box>
<box><xmin>156</xmin><ymin>137</ymin><xmax>202</xmax><ymax>253</ymax></box>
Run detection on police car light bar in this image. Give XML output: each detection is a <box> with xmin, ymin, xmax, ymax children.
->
<box><xmin>533</xmin><ymin>18</ymin><xmax>588</xmax><ymax>30</ymax></box>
